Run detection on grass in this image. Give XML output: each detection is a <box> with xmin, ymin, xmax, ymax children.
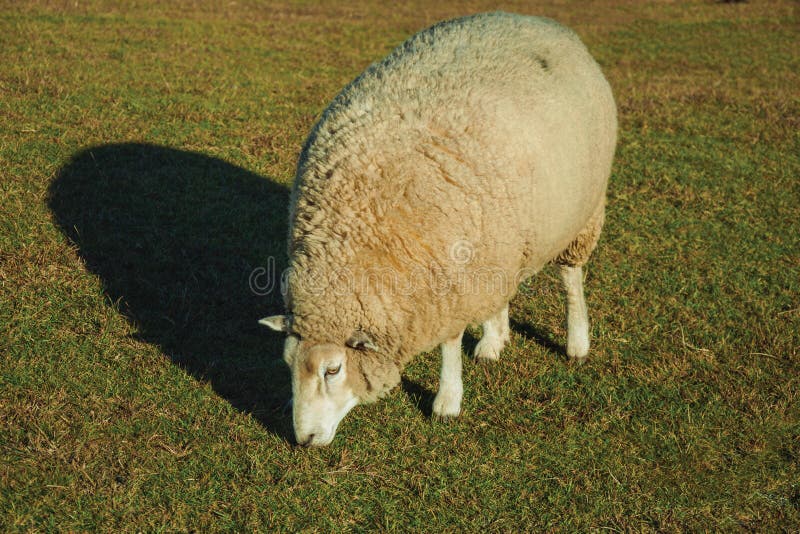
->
<box><xmin>1</xmin><ymin>0</ymin><xmax>798</xmax><ymax>530</ymax></box>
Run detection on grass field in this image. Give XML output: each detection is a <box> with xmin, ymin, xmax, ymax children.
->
<box><xmin>1</xmin><ymin>0</ymin><xmax>799</xmax><ymax>530</ymax></box>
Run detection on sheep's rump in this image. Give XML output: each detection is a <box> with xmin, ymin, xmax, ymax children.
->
<box><xmin>287</xmin><ymin>12</ymin><xmax>617</xmax><ymax>357</ymax></box>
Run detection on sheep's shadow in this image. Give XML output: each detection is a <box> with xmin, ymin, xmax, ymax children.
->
<box><xmin>509</xmin><ymin>318</ymin><xmax>566</xmax><ymax>356</ymax></box>
<box><xmin>401</xmin><ymin>378</ymin><xmax>435</xmax><ymax>418</ymax></box>
<box><xmin>48</xmin><ymin>143</ymin><xmax>294</xmax><ymax>440</ymax></box>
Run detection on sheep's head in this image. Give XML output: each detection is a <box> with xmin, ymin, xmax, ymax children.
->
<box><xmin>260</xmin><ymin>315</ymin><xmax>394</xmax><ymax>447</ymax></box>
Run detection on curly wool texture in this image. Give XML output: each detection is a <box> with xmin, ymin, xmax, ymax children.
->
<box><xmin>284</xmin><ymin>12</ymin><xmax>617</xmax><ymax>400</ymax></box>
<box><xmin>346</xmin><ymin>347</ymin><xmax>402</xmax><ymax>403</ymax></box>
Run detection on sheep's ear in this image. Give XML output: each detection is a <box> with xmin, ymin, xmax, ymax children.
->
<box><xmin>259</xmin><ymin>315</ymin><xmax>291</xmax><ymax>332</ymax></box>
<box><xmin>346</xmin><ymin>330</ymin><xmax>379</xmax><ymax>352</ymax></box>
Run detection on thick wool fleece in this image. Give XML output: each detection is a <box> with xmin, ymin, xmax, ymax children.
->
<box><xmin>284</xmin><ymin>12</ymin><xmax>617</xmax><ymax>400</ymax></box>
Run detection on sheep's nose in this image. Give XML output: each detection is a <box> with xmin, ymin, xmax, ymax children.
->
<box><xmin>297</xmin><ymin>434</ymin><xmax>315</xmax><ymax>447</ymax></box>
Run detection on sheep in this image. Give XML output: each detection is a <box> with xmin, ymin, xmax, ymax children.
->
<box><xmin>260</xmin><ymin>11</ymin><xmax>617</xmax><ymax>446</ymax></box>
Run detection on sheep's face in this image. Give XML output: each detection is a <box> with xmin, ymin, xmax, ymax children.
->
<box><xmin>282</xmin><ymin>336</ymin><xmax>359</xmax><ymax>447</ymax></box>
<box><xmin>260</xmin><ymin>315</ymin><xmax>382</xmax><ymax>446</ymax></box>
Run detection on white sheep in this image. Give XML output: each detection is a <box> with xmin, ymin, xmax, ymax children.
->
<box><xmin>261</xmin><ymin>12</ymin><xmax>617</xmax><ymax>446</ymax></box>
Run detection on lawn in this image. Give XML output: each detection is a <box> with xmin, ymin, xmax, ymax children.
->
<box><xmin>1</xmin><ymin>0</ymin><xmax>798</xmax><ymax>530</ymax></box>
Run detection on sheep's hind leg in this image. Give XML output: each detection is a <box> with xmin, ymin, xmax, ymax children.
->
<box><xmin>560</xmin><ymin>265</ymin><xmax>590</xmax><ymax>362</ymax></box>
<box><xmin>474</xmin><ymin>304</ymin><xmax>510</xmax><ymax>361</ymax></box>
<box><xmin>555</xmin><ymin>203</ymin><xmax>604</xmax><ymax>362</ymax></box>
<box><xmin>432</xmin><ymin>330</ymin><xmax>464</xmax><ymax>420</ymax></box>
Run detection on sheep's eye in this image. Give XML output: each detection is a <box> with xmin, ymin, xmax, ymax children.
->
<box><xmin>325</xmin><ymin>365</ymin><xmax>341</xmax><ymax>377</ymax></box>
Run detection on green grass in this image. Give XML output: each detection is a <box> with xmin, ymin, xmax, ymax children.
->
<box><xmin>1</xmin><ymin>0</ymin><xmax>798</xmax><ymax>530</ymax></box>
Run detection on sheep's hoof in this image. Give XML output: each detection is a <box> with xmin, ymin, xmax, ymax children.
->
<box><xmin>569</xmin><ymin>354</ymin><xmax>588</xmax><ymax>365</ymax></box>
<box><xmin>432</xmin><ymin>389</ymin><xmax>462</xmax><ymax>420</ymax></box>
<box><xmin>474</xmin><ymin>337</ymin><xmax>504</xmax><ymax>361</ymax></box>
<box><xmin>566</xmin><ymin>335</ymin><xmax>589</xmax><ymax>362</ymax></box>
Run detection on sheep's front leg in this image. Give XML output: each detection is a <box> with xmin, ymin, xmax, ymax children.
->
<box><xmin>560</xmin><ymin>265</ymin><xmax>590</xmax><ymax>362</ymax></box>
<box><xmin>432</xmin><ymin>330</ymin><xmax>464</xmax><ymax>420</ymax></box>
